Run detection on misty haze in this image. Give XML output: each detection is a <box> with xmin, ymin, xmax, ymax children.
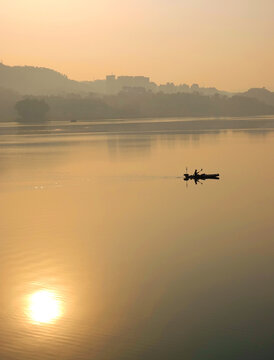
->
<box><xmin>1</xmin><ymin>1</ymin><xmax>274</xmax><ymax>360</ymax></box>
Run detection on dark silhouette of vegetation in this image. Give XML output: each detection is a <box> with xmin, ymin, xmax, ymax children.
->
<box><xmin>8</xmin><ymin>91</ymin><xmax>274</xmax><ymax>123</ymax></box>
<box><xmin>42</xmin><ymin>91</ymin><xmax>274</xmax><ymax>121</ymax></box>
<box><xmin>15</xmin><ymin>98</ymin><xmax>50</xmax><ymax>122</ymax></box>
<box><xmin>240</xmin><ymin>88</ymin><xmax>274</xmax><ymax>107</ymax></box>
<box><xmin>0</xmin><ymin>87</ymin><xmax>20</xmax><ymax>121</ymax></box>
<box><xmin>0</xmin><ymin>63</ymin><xmax>274</xmax><ymax>122</ymax></box>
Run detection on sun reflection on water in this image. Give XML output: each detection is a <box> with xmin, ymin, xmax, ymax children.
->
<box><xmin>27</xmin><ymin>290</ymin><xmax>63</xmax><ymax>324</ymax></box>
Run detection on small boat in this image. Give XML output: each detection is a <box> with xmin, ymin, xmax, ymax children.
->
<box><xmin>183</xmin><ymin>168</ymin><xmax>219</xmax><ymax>183</ymax></box>
<box><xmin>184</xmin><ymin>173</ymin><xmax>219</xmax><ymax>181</ymax></box>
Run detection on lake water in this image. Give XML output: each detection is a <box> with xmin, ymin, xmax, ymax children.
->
<box><xmin>0</xmin><ymin>119</ymin><xmax>274</xmax><ymax>359</ymax></box>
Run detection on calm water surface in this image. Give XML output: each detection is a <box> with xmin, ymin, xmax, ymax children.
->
<box><xmin>0</xmin><ymin>121</ymin><xmax>274</xmax><ymax>359</ymax></box>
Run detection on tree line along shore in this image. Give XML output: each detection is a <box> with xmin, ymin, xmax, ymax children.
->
<box><xmin>1</xmin><ymin>63</ymin><xmax>274</xmax><ymax>122</ymax></box>
<box><xmin>1</xmin><ymin>89</ymin><xmax>274</xmax><ymax>123</ymax></box>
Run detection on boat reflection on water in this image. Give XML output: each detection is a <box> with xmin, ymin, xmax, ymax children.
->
<box><xmin>184</xmin><ymin>168</ymin><xmax>220</xmax><ymax>184</ymax></box>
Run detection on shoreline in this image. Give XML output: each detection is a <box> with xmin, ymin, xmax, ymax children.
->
<box><xmin>0</xmin><ymin>117</ymin><xmax>274</xmax><ymax>135</ymax></box>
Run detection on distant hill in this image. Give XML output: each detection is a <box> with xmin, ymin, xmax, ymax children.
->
<box><xmin>0</xmin><ymin>63</ymin><xmax>88</xmax><ymax>95</ymax></box>
<box><xmin>240</xmin><ymin>88</ymin><xmax>274</xmax><ymax>107</ymax></box>
<box><xmin>1</xmin><ymin>63</ymin><xmax>274</xmax><ymax>122</ymax></box>
<box><xmin>0</xmin><ymin>63</ymin><xmax>231</xmax><ymax>96</ymax></box>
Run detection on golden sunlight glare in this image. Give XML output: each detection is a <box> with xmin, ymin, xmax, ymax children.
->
<box><xmin>28</xmin><ymin>290</ymin><xmax>62</xmax><ymax>324</ymax></box>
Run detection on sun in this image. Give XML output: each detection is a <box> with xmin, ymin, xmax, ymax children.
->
<box><xmin>28</xmin><ymin>290</ymin><xmax>62</xmax><ymax>324</ymax></box>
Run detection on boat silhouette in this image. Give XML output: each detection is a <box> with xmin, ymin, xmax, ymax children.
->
<box><xmin>184</xmin><ymin>169</ymin><xmax>219</xmax><ymax>183</ymax></box>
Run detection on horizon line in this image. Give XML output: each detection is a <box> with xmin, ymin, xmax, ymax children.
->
<box><xmin>0</xmin><ymin>61</ymin><xmax>272</xmax><ymax>93</ymax></box>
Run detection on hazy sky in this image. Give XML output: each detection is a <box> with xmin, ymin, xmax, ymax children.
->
<box><xmin>1</xmin><ymin>0</ymin><xmax>274</xmax><ymax>90</ymax></box>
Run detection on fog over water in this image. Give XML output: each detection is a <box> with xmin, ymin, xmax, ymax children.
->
<box><xmin>0</xmin><ymin>118</ymin><xmax>273</xmax><ymax>359</ymax></box>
